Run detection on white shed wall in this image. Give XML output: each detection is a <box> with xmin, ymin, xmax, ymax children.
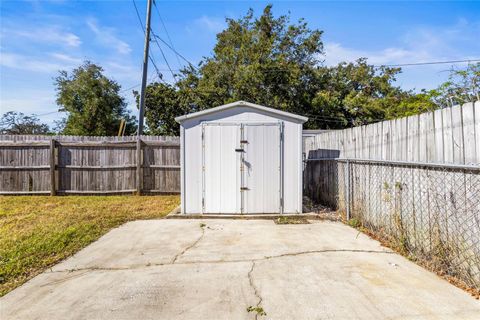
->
<box><xmin>181</xmin><ymin>106</ymin><xmax>303</xmax><ymax>214</ymax></box>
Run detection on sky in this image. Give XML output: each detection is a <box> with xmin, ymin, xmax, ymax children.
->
<box><xmin>1</xmin><ymin>0</ymin><xmax>480</xmax><ymax>126</ymax></box>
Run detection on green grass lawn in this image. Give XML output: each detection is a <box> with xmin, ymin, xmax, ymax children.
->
<box><xmin>0</xmin><ymin>195</ymin><xmax>179</xmax><ymax>297</ymax></box>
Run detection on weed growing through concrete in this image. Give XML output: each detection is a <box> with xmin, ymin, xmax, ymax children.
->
<box><xmin>247</xmin><ymin>305</ymin><xmax>267</xmax><ymax>317</ymax></box>
<box><xmin>275</xmin><ymin>217</ymin><xmax>310</xmax><ymax>224</ymax></box>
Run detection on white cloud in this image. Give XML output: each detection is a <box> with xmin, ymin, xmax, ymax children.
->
<box><xmin>86</xmin><ymin>18</ymin><xmax>131</xmax><ymax>55</ymax></box>
<box><xmin>192</xmin><ymin>16</ymin><xmax>226</xmax><ymax>33</ymax></box>
<box><xmin>323</xmin><ymin>19</ymin><xmax>480</xmax><ymax>91</ymax></box>
<box><xmin>49</xmin><ymin>52</ymin><xmax>82</xmax><ymax>64</ymax></box>
<box><xmin>324</xmin><ymin>19</ymin><xmax>480</xmax><ymax>67</ymax></box>
<box><xmin>104</xmin><ymin>61</ymin><xmax>141</xmax><ymax>81</ymax></box>
<box><xmin>324</xmin><ymin>43</ymin><xmax>433</xmax><ymax>66</ymax></box>
<box><xmin>13</xmin><ymin>27</ymin><xmax>81</xmax><ymax>47</ymax></box>
<box><xmin>0</xmin><ymin>52</ymin><xmax>80</xmax><ymax>73</ymax></box>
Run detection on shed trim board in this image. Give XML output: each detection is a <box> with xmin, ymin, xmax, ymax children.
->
<box><xmin>175</xmin><ymin>101</ymin><xmax>308</xmax><ymax>123</ymax></box>
<box><xmin>177</xmin><ymin>101</ymin><xmax>306</xmax><ymax>215</ymax></box>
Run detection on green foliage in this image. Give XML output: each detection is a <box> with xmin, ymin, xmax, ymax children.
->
<box><xmin>385</xmin><ymin>91</ymin><xmax>438</xmax><ymax>119</ymax></box>
<box><xmin>310</xmin><ymin>59</ymin><xmax>410</xmax><ymax>128</ymax></box>
<box><xmin>55</xmin><ymin>61</ymin><xmax>135</xmax><ymax>136</ymax></box>
<box><xmin>144</xmin><ymin>6</ymin><xmax>425</xmax><ymax>133</ymax></box>
<box><xmin>143</xmin><ymin>7</ymin><xmax>478</xmax><ymax>134</ymax></box>
<box><xmin>247</xmin><ymin>305</ymin><xmax>267</xmax><ymax>316</ymax></box>
<box><xmin>134</xmin><ymin>82</ymin><xmax>191</xmax><ymax>136</ymax></box>
<box><xmin>275</xmin><ymin>216</ymin><xmax>309</xmax><ymax>224</ymax></box>
<box><xmin>347</xmin><ymin>218</ymin><xmax>361</xmax><ymax>228</ymax></box>
<box><xmin>146</xmin><ymin>5</ymin><xmax>325</xmax><ymax>134</ymax></box>
<box><xmin>0</xmin><ymin>112</ymin><xmax>50</xmax><ymax>134</ymax></box>
<box><xmin>429</xmin><ymin>63</ymin><xmax>480</xmax><ymax>108</ymax></box>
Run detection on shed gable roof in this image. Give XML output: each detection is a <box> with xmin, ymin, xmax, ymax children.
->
<box><xmin>174</xmin><ymin>101</ymin><xmax>308</xmax><ymax>123</ymax></box>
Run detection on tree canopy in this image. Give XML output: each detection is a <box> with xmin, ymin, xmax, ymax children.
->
<box><xmin>0</xmin><ymin>112</ymin><xmax>50</xmax><ymax>135</ymax></box>
<box><xmin>55</xmin><ymin>61</ymin><xmax>135</xmax><ymax>136</ymax></box>
<box><xmin>428</xmin><ymin>63</ymin><xmax>480</xmax><ymax>108</ymax></box>
<box><xmin>142</xmin><ymin>5</ymin><xmax>441</xmax><ymax>135</ymax></box>
<box><xmin>50</xmin><ymin>6</ymin><xmax>478</xmax><ymax>137</ymax></box>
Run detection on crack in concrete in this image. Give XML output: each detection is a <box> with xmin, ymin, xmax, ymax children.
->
<box><xmin>171</xmin><ymin>225</ymin><xmax>206</xmax><ymax>264</ymax></box>
<box><xmin>262</xmin><ymin>248</ymin><xmax>394</xmax><ymax>260</ymax></box>
<box><xmin>247</xmin><ymin>261</ymin><xmax>264</xmax><ymax>320</ymax></box>
<box><xmin>47</xmin><ymin>249</ymin><xmax>393</xmax><ymax>275</ymax></box>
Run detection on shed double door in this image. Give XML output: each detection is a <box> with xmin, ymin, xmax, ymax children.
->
<box><xmin>202</xmin><ymin>122</ymin><xmax>282</xmax><ymax>214</ymax></box>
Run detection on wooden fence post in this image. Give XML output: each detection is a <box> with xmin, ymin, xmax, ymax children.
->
<box><xmin>136</xmin><ymin>138</ymin><xmax>142</xmax><ymax>195</ymax></box>
<box><xmin>50</xmin><ymin>138</ymin><xmax>56</xmax><ymax>195</ymax></box>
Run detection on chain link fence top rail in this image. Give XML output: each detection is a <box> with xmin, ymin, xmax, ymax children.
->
<box><xmin>304</xmin><ymin>158</ymin><xmax>480</xmax><ymax>290</ymax></box>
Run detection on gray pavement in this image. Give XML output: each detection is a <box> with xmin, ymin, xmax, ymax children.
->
<box><xmin>1</xmin><ymin>219</ymin><xmax>479</xmax><ymax>319</ymax></box>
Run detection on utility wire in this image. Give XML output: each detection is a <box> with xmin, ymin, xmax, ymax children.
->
<box><xmin>151</xmin><ymin>33</ymin><xmax>177</xmax><ymax>81</ymax></box>
<box><xmin>132</xmin><ymin>0</ymin><xmax>174</xmax><ymax>84</ymax></box>
<box><xmin>116</xmin><ymin>58</ymin><xmax>480</xmax><ymax>74</ymax></box>
<box><xmin>132</xmin><ymin>0</ymin><xmax>176</xmax><ymax>82</ymax></box>
<box><xmin>34</xmin><ymin>111</ymin><xmax>62</xmax><ymax>117</ymax></box>
<box><xmin>121</xmin><ymin>83</ymin><xmax>142</xmax><ymax>93</ymax></box>
<box><xmin>132</xmin><ymin>0</ymin><xmax>146</xmax><ymax>33</ymax></box>
<box><xmin>381</xmin><ymin>59</ymin><xmax>480</xmax><ymax>68</ymax></box>
<box><xmin>153</xmin><ymin>0</ymin><xmax>182</xmax><ymax>68</ymax></box>
<box><xmin>151</xmin><ymin>34</ymin><xmax>196</xmax><ymax>69</ymax></box>
<box><xmin>149</xmin><ymin>55</ymin><xmax>170</xmax><ymax>85</ymax></box>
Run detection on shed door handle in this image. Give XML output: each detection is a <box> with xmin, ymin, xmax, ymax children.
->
<box><xmin>235</xmin><ymin>148</ymin><xmax>245</xmax><ymax>152</ymax></box>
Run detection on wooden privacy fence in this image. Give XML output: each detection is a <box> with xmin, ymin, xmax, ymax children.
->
<box><xmin>0</xmin><ymin>135</ymin><xmax>180</xmax><ymax>195</ymax></box>
<box><xmin>303</xmin><ymin>101</ymin><xmax>480</xmax><ymax>165</ymax></box>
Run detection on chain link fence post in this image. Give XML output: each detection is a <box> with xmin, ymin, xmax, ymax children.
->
<box><xmin>346</xmin><ymin>159</ymin><xmax>351</xmax><ymax>221</ymax></box>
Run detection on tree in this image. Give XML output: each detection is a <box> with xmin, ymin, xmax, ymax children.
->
<box><xmin>308</xmin><ymin>59</ymin><xmax>437</xmax><ymax>128</ymax></box>
<box><xmin>55</xmin><ymin>61</ymin><xmax>135</xmax><ymax>136</ymax></box>
<box><xmin>144</xmin><ymin>5</ymin><xmax>451</xmax><ymax>132</ymax></box>
<box><xmin>0</xmin><ymin>112</ymin><xmax>50</xmax><ymax>134</ymax></box>
<box><xmin>429</xmin><ymin>63</ymin><xmax>480</xmax><ymax>108</ymax></box>
<box><xmin>143</xmin><ymin>5</ymin><xmax>324</xmax><ymax>134</ymax></box>
<box><xmin>180</xmin><ymin>5</ymin><xmax>323</xmax><ymax>111</ymax></box>
<box><xmin>134</xmin><ymin>82</ymin><xmax>191</xmax><ymax>136</ymax></box>
<box><xmin>385</xmin><ymin>91</ymin><xmax>438</xmax><ymax>119</ymax></box>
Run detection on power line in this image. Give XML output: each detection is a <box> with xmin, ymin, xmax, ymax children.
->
<box><xmin>132</xmin><ymin>0</ymin><xmax>176</xmax><ymax>82</ymax></box>
<box><xmin>153</xmin><ymin>0</ymin><xmax>182</xmax><ymax>68</ymax></box>
<box><xmin>381</xmin><ymin>59</ymin><xmax>480</xmax><ymax>68</ymax></box>
<box><xmin>35</xmin><ymin>111</ymin><xmax>62</xmax><ymax>117</ymax></box>
<box><xmin>150</xmin><ymin>32</ymin><xmax>177</xmax><ymax>81</ymax></box>
<box><xmin>151</xmin><ymin>33</ymin><xmax>196</xmax><ymax>69</ymax></box>
<box><xmin>132</xmin><ymin>0</ymin><xmax>146</xmax><ymax>33</ymax></box>
<box><xmin>121</xmin><ymin>83</ymin><xmax>141</xmax><ymax>93</ymax></box>
<box><xmin>149</xmin><ymin>55</ymin><xmax>170</xmax><ymax>85</ymax></box>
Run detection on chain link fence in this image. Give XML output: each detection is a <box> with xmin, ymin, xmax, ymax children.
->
<box><xmin>304</xmin><ymin>158</ymin><xmax>480</xmax><ymax>290</ymax></box>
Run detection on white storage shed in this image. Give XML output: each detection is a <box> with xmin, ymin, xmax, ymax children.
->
<box><xmin>175</xmin><ymin>101</ymin><xmax>308</xmax><ymax>214</ymax></box>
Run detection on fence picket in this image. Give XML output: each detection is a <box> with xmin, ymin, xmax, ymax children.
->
<box><xmin>0</xmin><ymin>135</ymin><xmax>180</xmax><ymax>195</ymax></box>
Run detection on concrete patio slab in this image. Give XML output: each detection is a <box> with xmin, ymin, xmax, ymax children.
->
<box><xmin>1</xmin><ymin>220</ymin><xmax>479</xmax><ymax>320</ymax></box>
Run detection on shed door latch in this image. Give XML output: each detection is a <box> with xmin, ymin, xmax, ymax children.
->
<box><xmin>240</xmin><ymin>187</ymin><xmax>249</xmax><ymax>191</ymax></box>
<box><xmin>235</xmin><ymin>148</ymin><xmax>245</xmax><ymax>152</ymax></box>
